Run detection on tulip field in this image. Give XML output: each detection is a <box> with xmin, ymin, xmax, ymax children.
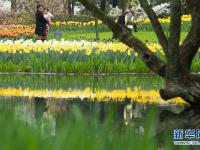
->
<box><xmin>0</xmin><ymin>14</ymin><xmax>198</xmax><ymax>73</ymax></box>
<box><xmin>0</xmin><ymin>39</ymin><xmax>144</xmax><ymax>73</ymax></box>
<box><xmin>0</xmin><ymin>38</ymin><xmax>199</xmax><ymax>73</ymax></box>
<box><xmin>0</xmin><ymin>14</ymin><xmax>192</xmax><ymax>38</ymax></box>
<box><xmin>0</xmin><ymin>40</ymin><xmax>180</xmax><ymax>72</ymax></box>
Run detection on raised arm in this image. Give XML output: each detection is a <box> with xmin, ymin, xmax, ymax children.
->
<box><xmin>49</xmin><ymin>13</ymin><xmax>54</xmax><ymax>18</ymax></box>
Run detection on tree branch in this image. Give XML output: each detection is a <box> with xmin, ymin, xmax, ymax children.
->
<box><xmin>139</xmin><ymin>0</ymin><xmax>168</xmax><ymax>55</ymax></box>
<box><xmin>168</xmin><ymin>0</ymin><xmax>181</xmax><ymax>51</ymax></box>
<box><xmin>100</xmin><ymin>0</ymin><xmax>107</xmax><ymax>11</ymax></box>
<box><xmin>77</xmin><ymin>0</ymin><xmax>166</xmax><ymax>77</ymax></box>
<box><xmin>167</xmin><ymin>0</ymin><xmax>182</xmax><ymax>79</ymax></box>
<box><xmin>180</xmin><ymin>1</ymin><xmax>200</xmax><ymax>73</ymax></box>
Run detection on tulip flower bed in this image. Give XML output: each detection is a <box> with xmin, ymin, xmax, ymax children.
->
<box><xmin>49</xmin><ymin>15</ymin><xmax>192</xmax><ymax>33</ymax></box>
<box><xmin>0</xmin><ymin>39</ymin><xmax>146</xmax><ymax>73</ymax></box>
<box><xmin>0</xmin><ymin>39</ymin><xmax>199</xmax><ymax>74</ymax></box>
<box><xmin>0</xmin><ymin>14</ymin><xmax>192</xmax><ymax>39</ymax></box>
<box><xmin>50</xmin><ymin>14</ymin><xmax>192</xmax><ymax>33</ymax></box>
<box><xmin>0</xmin><ymin>25</ymin><xmax>35</xmax><ymax>38</ymax></box>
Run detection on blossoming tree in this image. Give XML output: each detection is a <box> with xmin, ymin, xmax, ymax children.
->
<box><xmin>77</xmin><ymin>0</ymin><xmax>200</xmax><ymax>105</ymax></box>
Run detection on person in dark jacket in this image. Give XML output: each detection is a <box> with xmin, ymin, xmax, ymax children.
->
<box><xmin>35</xmin><ymin>4</ymin><xmax>49</xmax><ymax>41</ymax></box>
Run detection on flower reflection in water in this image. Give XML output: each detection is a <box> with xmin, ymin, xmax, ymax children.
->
<box><xmin>0</xmin><ymin>87</ymin><xmax>186</xmax><ymax>104</ymax></box>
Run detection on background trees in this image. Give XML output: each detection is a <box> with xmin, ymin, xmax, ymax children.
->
<box><xmin>9</xmin><ymin>0</ymin><xmax>69</xmax><ymax>15</ymax></box>
<box><xmin>11</xmin><ymin>0</ymin><xmax>16</xmax><ymax>10</ymax></box>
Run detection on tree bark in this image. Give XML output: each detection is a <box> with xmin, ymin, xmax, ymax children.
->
<box><xmin>11</xmin><ymin>0</ymin><xmax>17</xmax><ymax>11</ymax></box>
<box><xmin>160</xmin><ymin>0</ymin><xmax>200</xmax><ymax>105</ymax></box>
<box><xmin>64</xmin><ymin>0</ymin><xmax>69</xmax><ymax>14</ymax></box>
<box><xmin>100</xmin><ymin>0</ymin><xmax>107</xmax><ymax>11</ymax></box>
<box><xmin>167</xmin><ymin>0</ymin><xmax>181</xmax><ymax>80</ymax></box>
<box><xmin>119</xmin><ymin>0</ymin><xmax>128</xmax><ymax>13</ymax></box>
<box><xmin>112</xmin><ymin>0</ymin><xmax>118</xmax><ymax>7</ymax></box>
<box><xmin>72</xmin><ymin>0</ymin><xmax>75</xmax><ymax>15</ymax></box>
<box><xmin>95</xmin><ymin>18</ymin><xmax>99</xmax><ymax>41</ymax></box>
<box><xmin>68</xmin><ymin>0</ymin><xmax>73</xmax><ymax>17</ymax></box>
<box><xmin>180</xmin><ymin>1</ymin><xmax>200</xmax><ymax>74</ymax></box>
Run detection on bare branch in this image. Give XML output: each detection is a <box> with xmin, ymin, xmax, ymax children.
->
<box><xmin>77</xmin><ymin>0</ymin><xmax>166</xmax><ymax>77</ymax></box>
<box><xmin>180</xmin><ymin>1</ymin><xmax>200</xmax><ymax>73</ymax></box>
<box><xmin>139</xmin><ymin>0</ymin><xmax>168</xmax><ymax>55</ymax></box>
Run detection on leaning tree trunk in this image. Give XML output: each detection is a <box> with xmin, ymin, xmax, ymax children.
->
<box><xmin>68</xmin><ymin>0</ymin><xmax>73</xmax><ymax>17</ymax></box>
<box><xmin>119</xmin><ymin>0</ymin><xmax>128</xmax><ymax>13</ymax></box>
<box><xmin>95</xmin><ymin>18</ymin><xmax>99</xmax><ymax>41</ymax></box>
<box><xmin>100</xmin><ymin>0</ymin><xmax>107</xmax><ymax>12</ymax></box>
<box><xmin>112</xmin><ymin>0</ymin><xmax>118</xmax><ymax>7</ymax></box>
<box><xmin>64</xmin><ymin>0</ymin><xmax>69</xmax><ymax>15</ymax></box>
<box><xmin>11</xmin><ymin>0</ymin><xmax>17</xmax><ymax>11</ymax></box>
<box><xmin>78</xmin><ymin>0</ymin><xmax>200</xmax><ymax>105</ymax></box>
<box><xmin>72</xmin><ymin>0</ymin><xmax>75</xmax><ymax>15</ymax></box>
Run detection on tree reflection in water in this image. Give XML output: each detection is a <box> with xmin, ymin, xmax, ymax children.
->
<box><xmin>159</xmin><ymin>105</ymin><xmax>200</xmax><ymax>132</ymax></box>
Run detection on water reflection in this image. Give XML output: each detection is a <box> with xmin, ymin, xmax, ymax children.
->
<box><xmin>1</xmin><ymin>96</ymin><xmax>194</xmax><ymax>138</ymax></box>
<box><xmin>0</xmin><ymin>74</ymin><xmax>185</xmax><ymax>104</ymax></box>
<box><xmin>34</xmin><ymin>97</ymin><xmax>56</xmax><ymax>137</ymax></box>
<box><xmin>0</xmin><ymin>74</ymin><xmax>164</xmax><ymax>90</ymax></box>
<box><xmin>0</xmin><ymin>88</ymin><xmax>185</xmax><ymax>104</ymax></box>
<box><xmin>159</xmin><ymin>105</ymin><xmax>200</xmax><ymax>130</ymax></box>
<box><xmin>157</xmin><ymin>106</ymin><xmax>200</xmax><ymax>149</ymax></box>
<box><xmin>0</xmin><ymin>74</ymin><xmax>199</xmax><ymax>147</ymax></box>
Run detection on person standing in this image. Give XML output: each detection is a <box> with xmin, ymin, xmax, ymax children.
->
<box><xmin>35</xmin><ymin>4</ymin><xmax>49</xmax><ymax>41</ymax></box>
<box><xmin>125</xmin><ymin>5</ymin><xmax>138</xmax><ymax>33</ymax></box>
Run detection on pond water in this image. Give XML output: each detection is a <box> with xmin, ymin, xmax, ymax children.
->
<box><xmin>0</xmin><ymin>74</ymin><xmax>199</xmax><ymax>149</ymax></box>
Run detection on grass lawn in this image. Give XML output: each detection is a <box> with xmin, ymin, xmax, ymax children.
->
<box><xmin>48</xmin><ymin>31</ymin><xmax>188</xmax><ymax>43</ymax></box>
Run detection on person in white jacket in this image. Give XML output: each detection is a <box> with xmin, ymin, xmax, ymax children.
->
<box><xmin>125</xmin><ymin>5</ymin><xmax>137</xmax><ymax>33</ymax></box>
